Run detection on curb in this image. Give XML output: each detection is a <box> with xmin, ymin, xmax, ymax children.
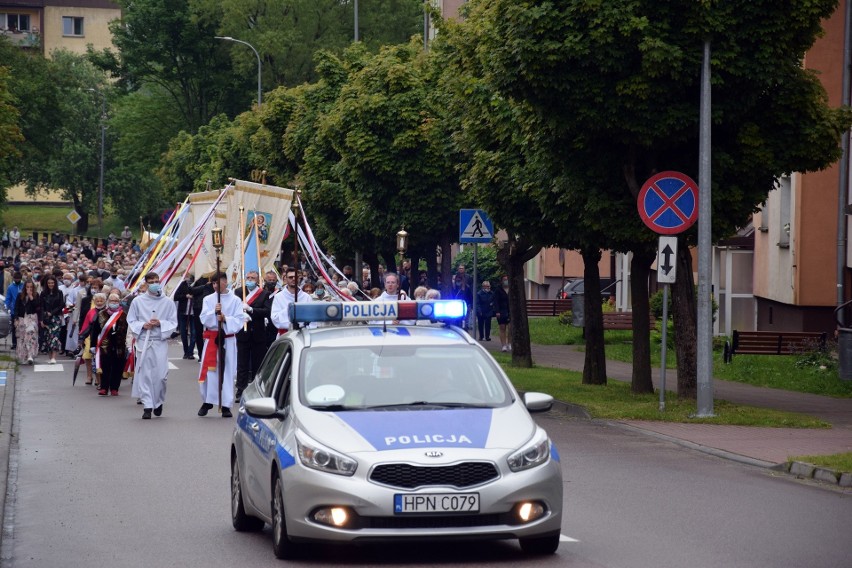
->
<box><xmin>606</xmin><ymin>420</ymin><xmax>781</xmax><ymax>470</ymax></box>
<box><xmin>0</xmin><ymin>361</ymin><xmax>17</xmax><ymax>566</ymax></box>
<box><xmin>782</xmin><ymin>461</ymin><xmax>852</xmax><ymax>487</ymax></box>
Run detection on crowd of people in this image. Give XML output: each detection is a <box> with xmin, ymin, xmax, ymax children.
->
<box><xmin>2</xmin><ymin>229</ymin><xmax>513</xmax><ymax>419</ymax></box>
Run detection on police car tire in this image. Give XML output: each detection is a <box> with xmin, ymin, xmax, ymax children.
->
<box><xmin>231</xmin><ymin>457</ymin><xmax>264</xmax><ymax>532</ymax></box>
<box><xmin>519</xmin><ymin>533</ymin><xmax>560</xmax><ymax>555</ymax></box>
<box><xmin>271</xmin><ymin>474</ymin><xmax>298</xmax><ymax>559</ymax></box>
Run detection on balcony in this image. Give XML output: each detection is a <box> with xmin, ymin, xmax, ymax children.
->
<box><xmin>1</xmin><ymin>28</ymin><xmax>40</xmax><ymax>48</ymax></box>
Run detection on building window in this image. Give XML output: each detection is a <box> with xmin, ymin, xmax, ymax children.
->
<box><xmin>1</xmin><ymin>14</ymin><xmax>31</xmax><ymax>32</ymax></box>
<box><xmin>777</xmin><ymin>176</ymin><xmax>791</xmax><ymax>247</ymax></box>
<box><xmin>62</xmin><ymin>16</ymin><xmax>84</xmax><ymax>37</ymax></box>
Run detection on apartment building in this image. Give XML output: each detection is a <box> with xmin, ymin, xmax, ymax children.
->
<box><xmin>0</xmin><ymin>0</ymin><xmax>120</xmax><ymax>57</ymax></box>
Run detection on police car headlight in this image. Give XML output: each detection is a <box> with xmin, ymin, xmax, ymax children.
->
<box><xmin>296</xmin><ymin>434</ymin><xmax>357</xmax><ymax>476</ymax></box>
<box><xmin>507</xmin><ymin>430</ymin><xmax>550</xmax><ymax>472</ymax></box>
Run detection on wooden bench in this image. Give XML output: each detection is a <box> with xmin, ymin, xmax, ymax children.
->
<box><xmin>600</xmin><ymin>311</ymin><xmax>656</xmax><ymax>331</ymax></box>
<box><xmin>723</xmin><ymin>330</ymin><xmax>828</xmax><ymax>363</ymax></box>
<box><xmin>525</xmin><ymin>298</ymin><xmax>573</xmax><ymax>317</ymax></box>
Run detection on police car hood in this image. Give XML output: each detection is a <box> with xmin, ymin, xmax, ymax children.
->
<box><xmin>299</xmin><ymin>405</ymin><xmax>535</xmax><ymax>453</ymax></box>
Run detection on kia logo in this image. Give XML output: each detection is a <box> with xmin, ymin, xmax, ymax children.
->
<box><xmin>424</xmin><ymin>451</ymin><xmax>443</xmax><ymax>458</ymax></box>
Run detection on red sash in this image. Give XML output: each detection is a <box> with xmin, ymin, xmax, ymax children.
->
<box><xmin>198</xmin><ymin>329</ymin><xmax>235</xmax><ymax>383</ymax></box>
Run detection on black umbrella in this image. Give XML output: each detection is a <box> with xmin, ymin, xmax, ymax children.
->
<box><xmin>72</xmin><ymin>353</ymin><xmax>83</xmax><ymax>385</ymax></box>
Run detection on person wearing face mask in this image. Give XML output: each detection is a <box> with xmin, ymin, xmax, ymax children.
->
<box><xmin>234</xmin><ymin>270</ymin><xmax>273</xmax><ymax>400</ymax></box>
<box><xmin>312</xmin><ymin>281</ymin><xmax>331</xmax><ymax>302</ymax></box>
<box><xmin>5</xmin><ymin>271</ymin><xmax>23</xmax><ymax>350</ymax></box>
<box><xmin>198</xmin><ymin>272</ymin><xmax>250</xmax><ymax>418</ymax></box>
<box><xmin>89</xmin><ymin>293</ymin><xmax>128</xmax><ymax>397</ymax></box>
<box><xmin>493</xmin><ymin>275</ymin><xmax>512</xmax><ymax>352</ymax></box>
<box><xmin>127</xmin><ymin>272</ymin><xmax>178</xmax><ymax>419</ymax></box>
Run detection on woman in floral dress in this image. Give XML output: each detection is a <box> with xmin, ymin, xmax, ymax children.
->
<box><xmin>14</xmin><ymin>280</ymin><xmax>40</xmax><ymax>364</ymax></box>
<box><xmin>39</xmin><ymin>275</ymin><xmax>65</xmax><ymax>364</ymax></box>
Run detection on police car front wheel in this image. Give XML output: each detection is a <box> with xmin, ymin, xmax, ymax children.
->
<box><xmin>272</xmin><ymin>474</ymin><xmax>299</xmax><ymax>559</ymax></box>
<box><xmin>518</xmin><ymin>533</ymin><xmax>560</xmax><ymax>555</ymax></box>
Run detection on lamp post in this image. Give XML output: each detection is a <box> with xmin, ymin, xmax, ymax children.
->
<box><xmin>354</xmin><ymin>0</ymin><xmax>359</xmax><ymax>42</ymax></box>
<box><xmin>396</xmin><ymin>226</ymin><xmax>409</xmax><ymax>293</ymax></box>
<box><xmin>87</xmin><ymin>88</ymin><xmax>106</xmax><ymax>240</ymax></box>
<box><xmin>215</xmin><ymin>36</ymin><xmax>262</xmax><ymax>109</ymax></box>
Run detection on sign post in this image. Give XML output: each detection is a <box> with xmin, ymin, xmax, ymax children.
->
<box><xmin>460</xmin><ymin>210</ymin><xmax>494</xmax><ymax>337</ymax></box>
<box><xmin>638</xmin><ymin>173</ymin><xmax>698</xmax><ymax>412</ymax></box>
<box><xmin>656</xmin><ymin>236</ymin><xmax>678</xmax><ymax>411</ymax></box>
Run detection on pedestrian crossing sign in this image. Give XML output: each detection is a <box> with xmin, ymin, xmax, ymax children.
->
<box><xmin>459</xmin><ymin>209</ymin><xmax>494</xmax><ymax>243</ymax></box>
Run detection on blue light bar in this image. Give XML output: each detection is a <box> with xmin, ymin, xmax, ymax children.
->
<box><xmin>290</xmin><ymin>300</ymin><xmax>467</xmax><ymax>324</ymax></box>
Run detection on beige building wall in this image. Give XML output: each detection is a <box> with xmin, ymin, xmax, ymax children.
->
<box><xmin>42</xmin><ymin>5</ymin><xmax>120</xmax><ymax>57</ymax></box>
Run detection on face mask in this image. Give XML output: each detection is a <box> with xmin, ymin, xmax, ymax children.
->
<box><xmin>265</xmin><ymin>282</ymin><xmax>276</xmax><ymax>291</ymax></box>
<box><xmin>108</xmin><ymin>302</ymin><xmax>120</xmax><ymax>311</ymax></box>
<box><xmin>315</xmin><ymin>289</ymin><xmax>325</xmax><ymax>297</ymax></box>
<box><xmin>33</xmin><ymin>274</ymin><xmax>40</xmax><ymax>281</ymax></box>
<box><xmin>502</xmin><ymin>280</ymin><xmax>509</xmax><ymax>289</ymax></box>
<box><xmin>148</xmin><ymin>283</ymin><xmax>162</xmax><ymax>296</ymax></box>
<box><xmin>63</xmin><ymin>279</ymin><xmax>71</xmax><ymax>287</ymax></box>
<box><xmin>245</xmin><ymin>280</ymin><xmax>257</xmax><ymax>290</ymax></box>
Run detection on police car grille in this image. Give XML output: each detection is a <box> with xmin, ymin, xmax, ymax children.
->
<box><xmin>370</xmin><ymin>462</ymin><xmax>499</xmax><ymax>489</ymax></box>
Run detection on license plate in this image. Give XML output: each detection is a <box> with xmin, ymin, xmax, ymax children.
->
<box><xmin>394</xmin><ymin>493</ymin><xmax>480</xmax><ymax>514</ymax></box>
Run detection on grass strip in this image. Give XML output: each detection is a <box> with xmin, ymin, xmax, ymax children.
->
<box><xmin>789</xmin><ymin>451</ymin><xmax>852</xmax><ymax>473</ymax></box>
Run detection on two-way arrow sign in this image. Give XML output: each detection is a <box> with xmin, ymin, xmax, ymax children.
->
<box><xmin>657</xmin><ymin>237</ymin><xmax>678</xmax><ymax>284</ymax></box>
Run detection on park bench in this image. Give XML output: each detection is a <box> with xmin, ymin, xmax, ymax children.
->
<box><xmin>600</xmin><ymin>311</ymin><xmax>657</xmax><ymax>331</ymax></box>
<box><xmin>525</xmin><ymin>298</ymin><xmax>573</xmax><ymax>317</ymax></box>
<box><xmin>723</xmin><ymin>330</ymin><xmax>828</xmax><ymax>363</ymax></box>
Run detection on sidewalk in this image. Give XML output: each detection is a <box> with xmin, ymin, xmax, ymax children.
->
<box><xmin>482</xmin><ymin>340</ymin><xmax>852</xmax><ymax>470</ymax></box>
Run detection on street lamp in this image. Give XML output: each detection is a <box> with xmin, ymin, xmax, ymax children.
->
<box><xmin>215</xmin><ymin>36</ymin><xmax>262</xmax><ymax>109</ymax></box>
<box><xmin>396</xmin><ymin>226</ymin><xmax>409</xmax><ymax>285</ymax></box>
<box><xmin>87</xmin><ymin>88</ymin><xmax>106</xmax><ymax>240</ymax></box>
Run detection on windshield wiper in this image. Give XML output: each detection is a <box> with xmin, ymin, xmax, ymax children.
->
<box><xmin>309</xmin><ymin>404</ymin><xmax>356</xmax><ymax>411</ymax></box>
<box><xmin>366</xmin><ymin>401</ymin><xmax>490</xmax><ymax>410</ymax></box>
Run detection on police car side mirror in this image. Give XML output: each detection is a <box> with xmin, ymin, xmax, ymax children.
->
<box><xmin>524</xmin><ymin>392</ymin><xmax>553</xmax><ymax>413</ymax></box>
<box><xmin>245</xmin><ymin>397</ymin><xmax>285</xmax><ymax>420</ymax></box>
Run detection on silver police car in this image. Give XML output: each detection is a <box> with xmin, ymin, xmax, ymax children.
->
<box><xmin>230</xmin><ymin>300</ymin><xmax>563</xmax><ymax>559</ymax></box>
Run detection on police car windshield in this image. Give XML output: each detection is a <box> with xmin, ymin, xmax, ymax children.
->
<box><xmin>300</xmin><ymin>346</ymin><xmax>512</xmax><ymax>410</ymax></box>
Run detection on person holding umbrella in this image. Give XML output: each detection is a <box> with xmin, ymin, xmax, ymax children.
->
<box><xmin>127</xmin><ymin>272</ymin><xmax>178</xmax><ymax>420</ymax></box>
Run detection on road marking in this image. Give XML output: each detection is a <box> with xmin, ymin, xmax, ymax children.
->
<box><xmin>560</xmin><ymin>534</ymin><xmax>579</xmax><ymax>543</ymax></box>
<box><xmin>0</xmin><ymin>370</ymin><xmax>6</xmax><ymax>387</ymax></box>
<box><xmin>168</xmin><ymin>362</ymin><xmax>178</xmax><ymax>370</ymax></box>
<box><xmin>34</xmin><ymin>364</ymin><xmax>64</xmax><ymax>372</ymax></box>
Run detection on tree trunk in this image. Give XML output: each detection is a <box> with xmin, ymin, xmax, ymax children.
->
<box><xmin>630</xmin><ymin>248</ymin><xmax>655</xmax><ymax>394</ymax></box>
<box><xmin>581</xmin><ymin>248</ymin><xmax>607</xmax><ymax>385</ymax></box>
<box><xmin>496</xmin><ymin>234</ymin><xmax>538</xmax><ymax>368</ymax></box>
<box><xmin>76</xmin><ymin>212</ymin><xmax>89</xmax><ymax>234</ymax></box>
<box><xmin>672</xmin><ymin>240</ymin><xmax>697</xmax><ymax>399</ymax></box>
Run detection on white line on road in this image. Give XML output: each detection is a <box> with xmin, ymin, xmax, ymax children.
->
<box><xmin>34</xmin><ymin>364</ymin><xmax>64</xmax><ymax>372</ymax></box>
<box><xmin>168</xmin><ymin>362</ymin><xmax>178</xmax><ymax>370</ymax></box>
<box><xmin>560</xmin><ymin>534</ymin><xmax>579</xmax><ymax>543</ymax></box>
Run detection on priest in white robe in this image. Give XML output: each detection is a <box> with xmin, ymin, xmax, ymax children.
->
<box><xmin>127</xmin><ymin>272</ymin><xmax>178</xmax><ymax>420</ymax></box>
<box><xmin>198</xmin><ymin>272</ymin><xmax>249</xmax><ymax>418</ymax></box>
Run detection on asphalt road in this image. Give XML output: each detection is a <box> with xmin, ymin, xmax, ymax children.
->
<box><xmin>4</xmin><ymin>343</ymin><xmax>852</xmax><ymax>568</ymax></box>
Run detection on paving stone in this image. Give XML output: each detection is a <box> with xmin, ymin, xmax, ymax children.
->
<box><xmin>813</xmin><ymin>467</ymin><xmax>840</xmax><ymax>484</ymax></box>
<box><xmin>789</xmin><ymin>461</ymin><xmax>815</xmax><ymax>478</ymax></box>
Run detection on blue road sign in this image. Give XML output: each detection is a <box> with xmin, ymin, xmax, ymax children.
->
<box><xmin>637</xmin><ymin>171</ymin><xmax>699</xmax><ymax>235</ymax></box>
<box><xmin>459</xmin><ymin>209</ymin><xmax>494</xmax><ymax>243</ymax></box>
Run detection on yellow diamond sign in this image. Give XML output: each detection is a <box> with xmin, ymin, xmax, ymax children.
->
<box><xmin>67</xmin><ymin>210</ymin><xmax>81</xmax><ymax>224</ymax></box>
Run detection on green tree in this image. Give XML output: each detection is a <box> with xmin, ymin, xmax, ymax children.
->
<box><xmin>307</xmin><ymin>41</ymin><xmax>464</xmax><ymax>289</ymax></box>
<box><xmin>218</xmin><ymin>0</ymin><xmax>423</xmax><ymax>89</ymax></box>
<box><xmin>446</xmin><ymin>0</ymin><xmax>852</xmax><ymax>397</ymax></box>
<box><xmin>14</xmin><ymin>51</ymin><xmax>112</xmax><ymax>233</ymax></box>
<box><xmin>93</xmin><ymin>0</ymin><xmax>245</xmax><ymax>133</ymax></box>
<box><xmin>0</xmin><ymin>66</ymin><xmax>23</xmax><ymax>197</ymax></box>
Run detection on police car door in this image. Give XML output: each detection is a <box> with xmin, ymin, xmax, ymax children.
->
<box><xmin>242</xmin><ymin>342</ymin><xmax>292</xmax><ymax>513</ymax></box>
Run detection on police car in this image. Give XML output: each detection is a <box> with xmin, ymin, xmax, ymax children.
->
<box><xmin>230</xmin><ymin>300</ymin><xmax>563</xmax><ymax>559</ymax></box>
